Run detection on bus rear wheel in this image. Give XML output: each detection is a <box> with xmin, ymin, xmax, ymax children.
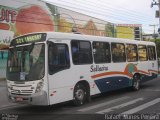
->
<box><xmin>73</xmin><ymin>84</ymin><xmax>87</xmax><ymax>106</ymax></box>
<box><xmin>132</xmin><ymin>74</ymin><xmax>140</xmax><ymax>91</ymax></box>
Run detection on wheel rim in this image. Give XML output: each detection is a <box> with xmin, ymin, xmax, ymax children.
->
<box><xmin>75</xmin><ymin>89</ymin><xmax>85</xmax><ymax>101</ymax></box>
<box><xmin>133</xmin><ymin>77</ymin><xmax>140</xmax><ymax>90</ymax></box>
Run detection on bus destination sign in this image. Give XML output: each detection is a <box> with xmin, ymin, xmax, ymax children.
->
<box><xmin>10</xmin><ymin>33</ymin><xmax>46</xmax><ymax>46</ymax></box>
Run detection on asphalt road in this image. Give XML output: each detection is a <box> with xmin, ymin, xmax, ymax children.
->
<box><xmin>0</xmin><ymin>78</ymin><xmax>160</xmax><ymax>120</ymax></box>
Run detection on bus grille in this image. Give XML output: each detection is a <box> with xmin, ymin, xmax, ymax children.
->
<box><xmin>11</xmin><ymin>89</ymin><xmax>33</xmax><ymax>95</ymax></box>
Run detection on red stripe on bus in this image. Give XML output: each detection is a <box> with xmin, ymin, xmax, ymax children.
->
<box><xmin>91</xmin><ymin>71</ymin><xmax>133</xmax><ymax>79</ymax></box>
<box><xmin>91</xmin><ymin>69</ymin><xmax>158</xmax><ymax>79</ymax></box>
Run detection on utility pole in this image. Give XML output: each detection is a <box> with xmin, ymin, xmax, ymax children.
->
<box><xmin>151</xmin><ymin>0</ymin><xmax>160</xmax><ymax>33</ymax></box>
<box><xmin>149</xmin><ymin>24</ymin><xmax>158</xmax><ymax>40</ymax></box>
<box><xmin>159</xmin><ymin>0</ymin><xmax>160</xmax><ymax>29</ymax></box>
<box><xmin>151</xmin><ymin>0</ymin><xmax>160</xmax><ymax>64</ymax></box>
<box><xmin>149</xmin><ymin>24</ymin><xmax>158</xmax><ymax>34</ymax></box>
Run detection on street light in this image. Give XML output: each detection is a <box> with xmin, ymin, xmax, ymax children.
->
<box><xmin>54</xmin><ymin>13</ymin><xmax>77</xmax><ymax>32</ymax></box>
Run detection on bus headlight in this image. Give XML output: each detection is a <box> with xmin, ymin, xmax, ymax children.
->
<box><xmin>35</xmin><ymin>81</ymin><xmax>44</xmax><ymax>93</ymax></box>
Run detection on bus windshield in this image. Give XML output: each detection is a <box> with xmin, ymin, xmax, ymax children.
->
<box><xmin>7</xmin><ymin>44</ymin><xmax>45</xmax><ymax>81</ymax></box>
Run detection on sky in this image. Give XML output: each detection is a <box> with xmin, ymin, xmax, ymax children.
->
<box><xmin>44</xmin><ymin>0</ymin><xmax>159</xmax><ymax>34</ymax></box>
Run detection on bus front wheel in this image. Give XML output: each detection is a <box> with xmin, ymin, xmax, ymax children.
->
<box><xmin>132</xmin><ymin>74</ymin><xmax>140</xmax><ymax>91</ymax></box>
<box><xmin>73</xmin><ymin>83</ymin><xmax>87</xmax><ymax>106</ymax></box>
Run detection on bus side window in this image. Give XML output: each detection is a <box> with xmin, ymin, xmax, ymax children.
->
<box><xmin>148</xmin><ymin>46</ymin><xmax>156</xmax><ymax>61</ymax></box>
<box><xmin>71</xmin><ymin>40</ymin><xmax>93</xmax><ymax>65</ymax></box>
<box><xmin>92</xmin><ymin>41</ymin><xmax>111</xmax><ymax>63</ymax></box>
<box><xmin>138</xmin><ymin>45</ymin><xmax>148</xmax><ymax>61</ymax></box>
<box><xmin>126</xmin><ymin>44</ymin><xmax>138</xmax><ymax>62</ymax></box>
<box><xmin>71</xmin><ymin>41</ymin><xmax>79</xmax><ymax>64</ymax></box>
<box><xmin>48</xmin><ymin>43</ymin><xmax>70</xmax><ymax>74</ymax></box>
<box><xmin>111</xmin><ymin>43</ymin><xmax>126</xmax><ymax>63</ymax></box>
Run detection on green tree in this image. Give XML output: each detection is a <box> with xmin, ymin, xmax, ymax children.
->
<box><xmin>105</xmin><ymin>23</ymin><xmax>115</xmax><ymax>37</ymax></box>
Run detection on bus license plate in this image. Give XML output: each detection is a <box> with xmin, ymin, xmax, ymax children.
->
<box><xmin>16</xmin><ymin>97</ymin><xmax>23</xmax><ymax>102</ymax></box>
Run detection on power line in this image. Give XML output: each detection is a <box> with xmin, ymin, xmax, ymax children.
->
<box><xmin>65</xmin><ymin>0</ymin><xmax>153</xmax><ymax>21</ymax></box>
<box><xmin>1</xmin><ymin>0</ymin><xmax>149</xmax><ymax>36</ymax></box>
<box><xmin>45</xmin><ymin>1</ymin><xmax>148</xmax><ymax>24</ymax></box>
<box><xmin>97</xmin><ymin>0</ymin><xmax>152</xmax><ymax>19</ymax></box>
<box><xmin>52</xmin><ymin>0</ymin><xmax>150</xmax><ymax>23</ymax></box>
<box><xmin>49</xmin><ymin>0</ymin><xmax>153</xmax><ymax>23</ymax></box>
<box><xmin>4</xmin><ymin>0</ymin><xmax>111</xmax><ymax>25</ymax></box>
<box><xmin>11</xmin><ymin>0</ymin><xmax>156</xmax><ymax>28</ymax></box>
<box><xmin>11</xmin><ymin>0</ymin><xmax>151</xmax><ymax>24</ymax></box>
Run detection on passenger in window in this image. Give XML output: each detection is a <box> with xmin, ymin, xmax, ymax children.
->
<box><xmin>52</xmin><ymin>47</ymin><xmax>59</xmax><ymax>65</ymax></box>
<box><xmin>72</xmin><ymin>46</ymin><xmax>78</xmax><ymax>54</ymax></box>
<box><xmin>72</xmin><ymin>42</ymin><xmax>79</xmax><ymax>64</ymax></box>
<box><xmin>112</xmin><ymin>47</ymin><xmax>118</xmax><ymax>62</ymax></box>
<box><xmin>49</xmin><ymin>46</ymin><xmax>59</xmax><ymax>65</ymax></box>
<box><xmin>64</xmin><ymin>47</ymin><xmax>70</xmax><ymax>63</ymax></box>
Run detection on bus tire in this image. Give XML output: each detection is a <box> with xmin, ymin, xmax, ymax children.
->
<box><xmin>132</xmin><ymin>74</ymin><xmax>140</xmax><ymax>91</ymax></box>
<box><xmin>73</xmin><ymin>83</ymin><xmax>87</xmax><ymax>106</ymax></box>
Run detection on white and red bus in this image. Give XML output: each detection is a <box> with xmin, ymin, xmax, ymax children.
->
<box><xmin>6</xmin><ymin>32</ymin><xmax>158</xmax><ymax>105</ymax></box>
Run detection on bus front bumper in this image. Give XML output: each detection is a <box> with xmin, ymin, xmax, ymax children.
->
<box><xmin>8</xmin><ymin>91</ymin><xmax>48</xmax><ymax>105</ymax></box>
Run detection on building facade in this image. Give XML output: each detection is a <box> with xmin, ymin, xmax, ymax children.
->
<box><xmin>116</xmin><ymin>24</ymin><xmax>142</xmax><ymax>40</ymax></box>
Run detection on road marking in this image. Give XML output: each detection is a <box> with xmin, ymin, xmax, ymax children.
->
<box><xmin>96</xmin><ymin>98</ymin><xmax>144</xmax><ymax>114</ymax></box>
<box><xmin>142</xmin><ymin>89</ymin><xmax>160</xmax><ymax>92</ymax></box>
<box><xmin>121</xmin><ymin>98</ymin><xmax>160</xmax><ymax>114</ymax></box>
<box><xmin>78</xmin><ymin>96</ymin><xmax>129</xmax><ymax>112</ymax></box>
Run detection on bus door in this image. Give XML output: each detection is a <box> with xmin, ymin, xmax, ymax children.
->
<box><xmin>147</xmin><ymin>46</ymin><xmax>158</xmax><ymax>77</ymax></box>
<box><xmin>126</xmin><ymin>44</ymin><xmax>139</xmax><ymax>85</ymax></box>
<box><xmin>47</xmin><ymin>41</ymin><xmax>72</xmax><ymax>104</ymax></box>
<box><xmin>137</xmin><ymin>45</ymin><xmax>149</xmax><ymax>81</ymax></box>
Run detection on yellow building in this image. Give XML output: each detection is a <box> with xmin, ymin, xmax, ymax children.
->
<box><xmin>116</xmin><ymin>26</ymin><xmax>134</xmax><ymax>39</ymax></box>
<box><xmin>116</xmin><ymin>24</ymin><xmax>142</xmax><ymax>40</ymax></box>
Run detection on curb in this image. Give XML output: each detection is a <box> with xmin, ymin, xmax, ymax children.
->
<box><xmin>0</xmin><ymin>104</ymin><xmax>27</xmax><ymax>111</ymax></box>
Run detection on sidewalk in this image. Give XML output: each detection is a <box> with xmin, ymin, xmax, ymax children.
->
<box><xmin>0</xmin><ymin>79</ymin><xmax>6</xmax><ymax>87</ymax></box>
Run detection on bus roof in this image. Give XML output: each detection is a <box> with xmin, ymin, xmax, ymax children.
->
<box><xmin>11</xmin><ymin>32</ymin><xmax>155</xmax><ymax>46</ymax></box>
<box><xmin>46</xmin><ymin>32</ymin><xmax>155</xmax><ymax>46</ymax></box>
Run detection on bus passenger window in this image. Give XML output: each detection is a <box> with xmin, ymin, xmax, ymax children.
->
<box><xmin>126</xmin><ymin>44</ymin><xmax>138</xmax><ymax>62</ymax></box>
<box><xmin>138</xmin><ymin>45</ymin><xmax>147</xmax><ymax>61</ymax></box>
<box><xmin>111</xmin><ymin>43</ymin><xmax>126</xmax><ymax>63</ymax></box>
<box><xmin>148</xmin><ymin>46</ymin><xmax>156</xmax><ymax>60</ymax></box>
<box><xmin>48</xmin><ymin>43</ymin><xmax>70</xmax><ymax>74</ymax></box>
<box><xmin>71</xmin><ymin>40</ymin><xmax>93</xmax><ymax>65</ymax></box>
<box><xmin>93</xmin><ymin>42</ymin><xmax>111</xmax><ymax>63</ymax></box>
